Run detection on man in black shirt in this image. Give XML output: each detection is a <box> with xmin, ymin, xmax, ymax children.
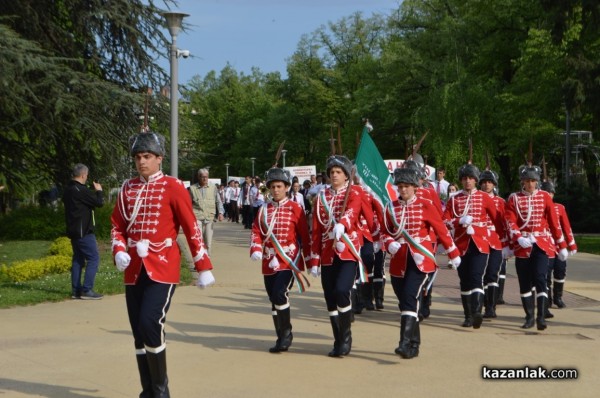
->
<box><xmin>63</xmin><ymin>163</ymin><xmax>104</xmax><ymax>299</ymax></box>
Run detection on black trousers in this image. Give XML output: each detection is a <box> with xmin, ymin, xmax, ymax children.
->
<box><xmin>125</xmin><ymin>266</ymin><xmax>176</xmax><ymax>350</ymax></box>
<box><xmin>360</xmin><ymin>240</ymin><xmax>375</xmax><ymax>281</ymax></box>
<box><xmin>391</xmin><ymin>255</ymin><xmax>428</xmax><ymax>314</ymax></box>
<box><xmin>321</xmin><ymin>256</ymin><xmax>358</xmax><ymax>312</ymax></box>
<box><xmin>483</xmin><ymin>248</ymin><xmax>502</xmax><ymax>287</ymax></box>
<box><xmin>264</xmin><ymin>270</ymin><xmax>294</xmax><ymax>308</ymax></box>
<box><xmin>242</xmin><ymin>204</ymin><xmax>252</xmax><ymax>228</ymax></box>
<box><xmin>457</xmin><ymin>240</ymin><xmax>489</xmax><ymax>293</ymax></box>
<box><xmin>515</xmin><ymin>245</ymin><xmax>549</xmax><ymax>295</ymax></box>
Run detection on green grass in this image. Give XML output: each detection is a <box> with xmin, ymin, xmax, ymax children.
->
<box><xmin>574</xmin><ymin>235</ymin><xmax>600</xmax><ymax>255</ymax></box>
<box><xmin>0</xmin><ymin>240</ymin><xmax>192</xmax><ymax>309</ymax></box>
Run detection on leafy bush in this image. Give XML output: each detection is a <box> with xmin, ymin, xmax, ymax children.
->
<box><xmin>48</xmin><ymin>236</ymin><xmax>73</xmax><ymax>256</ymax></box>
<box><xmin>1</xmin><ymin>255</ymin><xmax>71</xmax><ymax>282</ymax></box>
<box><xmin>0</xmin><ymin>236</ymin><xmax>74</xmax><ymax>282</ymax></box>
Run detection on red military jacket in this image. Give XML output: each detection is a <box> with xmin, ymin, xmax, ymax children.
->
<box><xmin>505</xmin><ymin>189</ymin><xmax>567</xmax><ymax>258</ymax></box>
<box><xmin>378</xmin><ymin>195</ymin><xmax>460</xmax><ymax>278</ymax></box>
<box><xmin>250</xmin><ymin>197</ymin><xmax>310</xmax><ymax>275</ymax></box>
<box><xmin>419</xmin><ymin>182</ymin><xmax>444</xmax><ymax>217</ymax></box>
<box><xmin>111</xmin><ymin>171</ymin><xmax>213</xmax><ymax>285</ymax></box>
<box><xmin>309</xmin><ymin>183</ymin><xmax>362</xmax><ymax>267</ymax></box>
<box><xmin>484</xmin><ymin>193</ymin><xmax>508</xmax><ymax>250</ymax></box>
<box><xmin>553</xmin><ymin>203</ymin><xmax>577</xmax><ymax>252</ymax></box>
<box><xmin>443</xmin><ymin>188</ymin><xmax>502</xmax><ymax>255</ymax></box>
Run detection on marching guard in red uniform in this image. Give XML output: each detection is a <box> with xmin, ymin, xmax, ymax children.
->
<box><xmin>249</xmin><ymin>167</ymin><xmax>311</xmax><ymax>353</ymax></box>
<box><xmin>478</xmin><ymin>169</ymin><xmax>510</xmax><ymax>319</ymax></box>
<box><xmin>443</xmin><ymin>163</ymin><xmax>504</xmax><ymax>329</ymax></box>
<box><xmin>111</xmin><ymin>132</ymin><xmax>214</xmax><ymax>397</ymax></box>
<box><xmin>505</xmin><ymin>165</ymin><xmax>567</xmax><ymax>330</ymax></box>
<box><xmin>379</xmin><ymin>168</ymin><xmax>460</xmax><ymax>359</ymax></box>
<box><xmin>401</xmin><ymin>160</ymin><xmax>443</xmax><ymax>320</ymax></box>
<box><xmin>540</xmin><ymin>181</ymin><xmax>577</xmax><ymax>311</ymax></box>
<box><xmin>309</xmin><ymin>155</ymin><xmax>363</xmax><ymax>357</ymax></box>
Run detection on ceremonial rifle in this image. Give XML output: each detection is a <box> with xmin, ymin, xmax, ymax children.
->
<box><xmin>273</xmin><ymin>141</ymin><xmax>286</xmax><ymax>168</ymax></box>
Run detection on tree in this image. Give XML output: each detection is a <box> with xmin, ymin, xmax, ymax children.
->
<box><xmin>0</xmin><ymin>0</ymin><xmax>175</xmax><ymax>202</ymax></box>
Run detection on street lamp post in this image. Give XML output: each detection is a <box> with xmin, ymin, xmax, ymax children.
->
<box><xmin>225</xmin><ymin>163</ymin><xmax>230</xmax><ymax>184</ymax></box>
<box><xmin>250</xmin><ymin>157</ymin><xmax>256</xmax><ymax>177</ymax></box>
<box><xmin>161</xmin><ymin>11</ymin><xmax>189</xmax><ymax>179</ymax></box>
<box><xmin>281</xmin><ymin>150</ymin><xmax>287</xmax><ymax>168</ymax></box>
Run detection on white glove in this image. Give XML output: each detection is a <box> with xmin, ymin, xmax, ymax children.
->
<box><xmin>250</xmin><ymin>251</ymin><xmax>262</xmax><ymax>261</ymax></box>
<box><xmin>448</xmin><ymin>256</ymin><xmax>461</xmax><ymax>270</ymax></box>
<box><xmin>115</xmin><ymin>251</ymin><xmax>131</xmax><ymax>272</ymax></box>
<box><xmin>373</xmin><ymin>241</ymin><xmax>382</xmax><ymax>253</ymax></box>
<box><xmin>388</xmin><ymin>241</ymin><xmax>401</xmax><ymax>255</ymax></box>
<box><xmin>502</xmin><ymin>246</ymin><xmax>513</xmax><ymax>260</ymax></box>
<box><xmin>268</xmin><ymin>257</ymin><xmax>280</xmax><ymax>269</ymax></box>
<box><xmin>517</xmin><ymin>236</ymin><xmax>532</xmax><ymax>248</ymax></box>
<box><xmin>459</xmin><ymin>215</ymin><xmax>473</xmax><ymax>226</ymax></box>
<box><xmin>333</xmin><ymin>223</ymin><xmax>345</xmax><ymax>240</ymax></box>
<box><xmin>557</xmin><ymin>248</ymin><xmax>568</xmax><ymax>262</ymax></box>
<box><xmin>196</xmin><ymin>270</ymin><xmax>215</xmax><ymax>289</ymax></box>
<box><xmin>569</xmin><ymin>249</ymin><xmax>577</xmax><ymax>256</ymax></box>
<box><xmin>310</xmin><ymin>266</ymin><xmax>320</xmax><ymax>278</ymax></box>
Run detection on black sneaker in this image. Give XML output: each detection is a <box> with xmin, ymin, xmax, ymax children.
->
<box><xmin>71</xmin><ymin>291</ymin><xmax>81</xmax><ymax>299</ymax></box>
<box><xmin>81</xmin><ymin>291</ymin><xmax>103</xmax><ymax>300</ymax></box>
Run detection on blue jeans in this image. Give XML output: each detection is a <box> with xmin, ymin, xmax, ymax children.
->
<box><xmin>70</xmin><ymin>233</ymin><xmax>100</xmax><ymax>293</ymax></box>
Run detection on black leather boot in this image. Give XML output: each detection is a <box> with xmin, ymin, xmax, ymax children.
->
<box><xmin>553</xmin><ymin>282</ymin><xmax>566</xmax><ymax>308</ymax></box>
<box><xmin>373</xmin><ymin>280</ymin><xmax>385</xmax><ymax>310</ymax></box>
<box><xmin>136</xmin><ymin>353</ymin><xmax>152</xmax><ymax>398</ymax></box>
<box><xmin>270</xmin><ymin>308</ymin><xmax>293</xmax><ymax>352</ymax></box>
<box><xmin>520</xmin><ymin>296</ymin><xmax>535</xmax><ymax>329</ymax></box>
<box><xmin>337</xmin><ymin>310</ymin><xmax>353</xmax><ymax>356</ymax></box>
<box><xmin>361</xmin><ymin>283</ymin><xmax>375</xmax><ymax>311</ymax></box>
<box><xmin>395</xmin><ymin>316</ymin><xmax>418</xmax><ymax>359</ymax></box>
<box><xmin>496</xmin><ymin>278</ymin><xmax>505</xmax><ymax>305</ymax></box>
<box><xmin>328</xmin><ymin>315</ymin><xmax>341</xmax><ymax>357</ymax></box>
<box><xmin>146</xmin><ymin>349</ymin><xmax>170</xmax><ymax>398</ymax></box>
<box><xmin>536</xmin><ymin>296</ymin><xmax>548</xmax><ymax>331</ymax></box>
<box><xmin>410</xmin><ymin>319</ymin><xmax>420</xmax><ymax>358</ymax></box>
<box><xmin>483</xmin><ymin>286</ymin><xmax>497</xmax><ymax>318</ymax></box>
<box><xmin>471</xmin><ymin>292</ymin><xmax>484</xmax><ymax>329</ymax></box>
<box><xmin>351</xmin><ymin>285</ymin><xmax>363</xmax><ymax>315</ymax></box>
<box><xmin>461</xmin><ymin>295</ymin><xmax>473</xmax><ymax>327</ymax></box>
<box><xmin>419</xmin><ymin>289</ymin><xmax>431</xmax><ymax>320</ymax></box>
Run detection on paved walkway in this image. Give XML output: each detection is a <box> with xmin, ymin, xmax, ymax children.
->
<box><xmin>1</xmin><ymin>222</ymin><xmax>599</xmax><ymax>397</ymax></box>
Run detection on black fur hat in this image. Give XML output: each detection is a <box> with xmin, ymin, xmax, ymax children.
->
<box><xmin>265</xmin><ymin>167</ymin><xmax>292</xmax><ymax>187</ymax></box>
<box><xmin>478</xmin><ymin>170</ymin><xmax>499</xmax><ymax>186</ymax></box>
<box><xmin>393</xmin><ymin>168</ymin><xmax>420</xmax><ymax>186</ymax></box>
<box><xmin>129</xmin><ymin>132</ymin><xmax>166</xmax><ymax>157</ymax></box>
<box><xmin>326</xmin><ymin>155</ymin><xmax>352</xmax><ymax>179</ymax></box>
<box><xmin>540</xmin><ymin>180</ymin><xmax>555</xmax><ymax>193</ymax></box>
<box><xmin>458</xmin><ymin>163</ymin><xmax>481</xmax><ymax>182</ymax></box>
<box><xmin>519</xmin><ymin>165</ymin><xmax>541</xmax><ymax>181</ymax></box>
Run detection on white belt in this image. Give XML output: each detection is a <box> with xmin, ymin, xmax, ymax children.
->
<box><xmin>397</xmin><ymin>236</ymin><xmax>429</xmax><ymax>245</ymax></box>
<box><xmin>521</xmin><ymin>231</ymin><xmax>548</xmax><ymax>238</ymax></box>
<box><xmin>471</xmin><ymin>222</ymin><xmax>487</xmax><ymax>227</ymax></box>
<box><xmin>127</xmin><ymin>238</ymin><xmax>173</xmax><ymax>248</ymax></box>
<box><xmin>266</xmin><ymin>243</ymin><xmax>296</xmax><ymax>257</ymax></box>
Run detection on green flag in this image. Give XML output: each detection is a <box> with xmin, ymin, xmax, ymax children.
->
<box><xmin>355</xmin><ymin>129</ymin><xmax>397</xmax><ymax>209</ymax></box>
